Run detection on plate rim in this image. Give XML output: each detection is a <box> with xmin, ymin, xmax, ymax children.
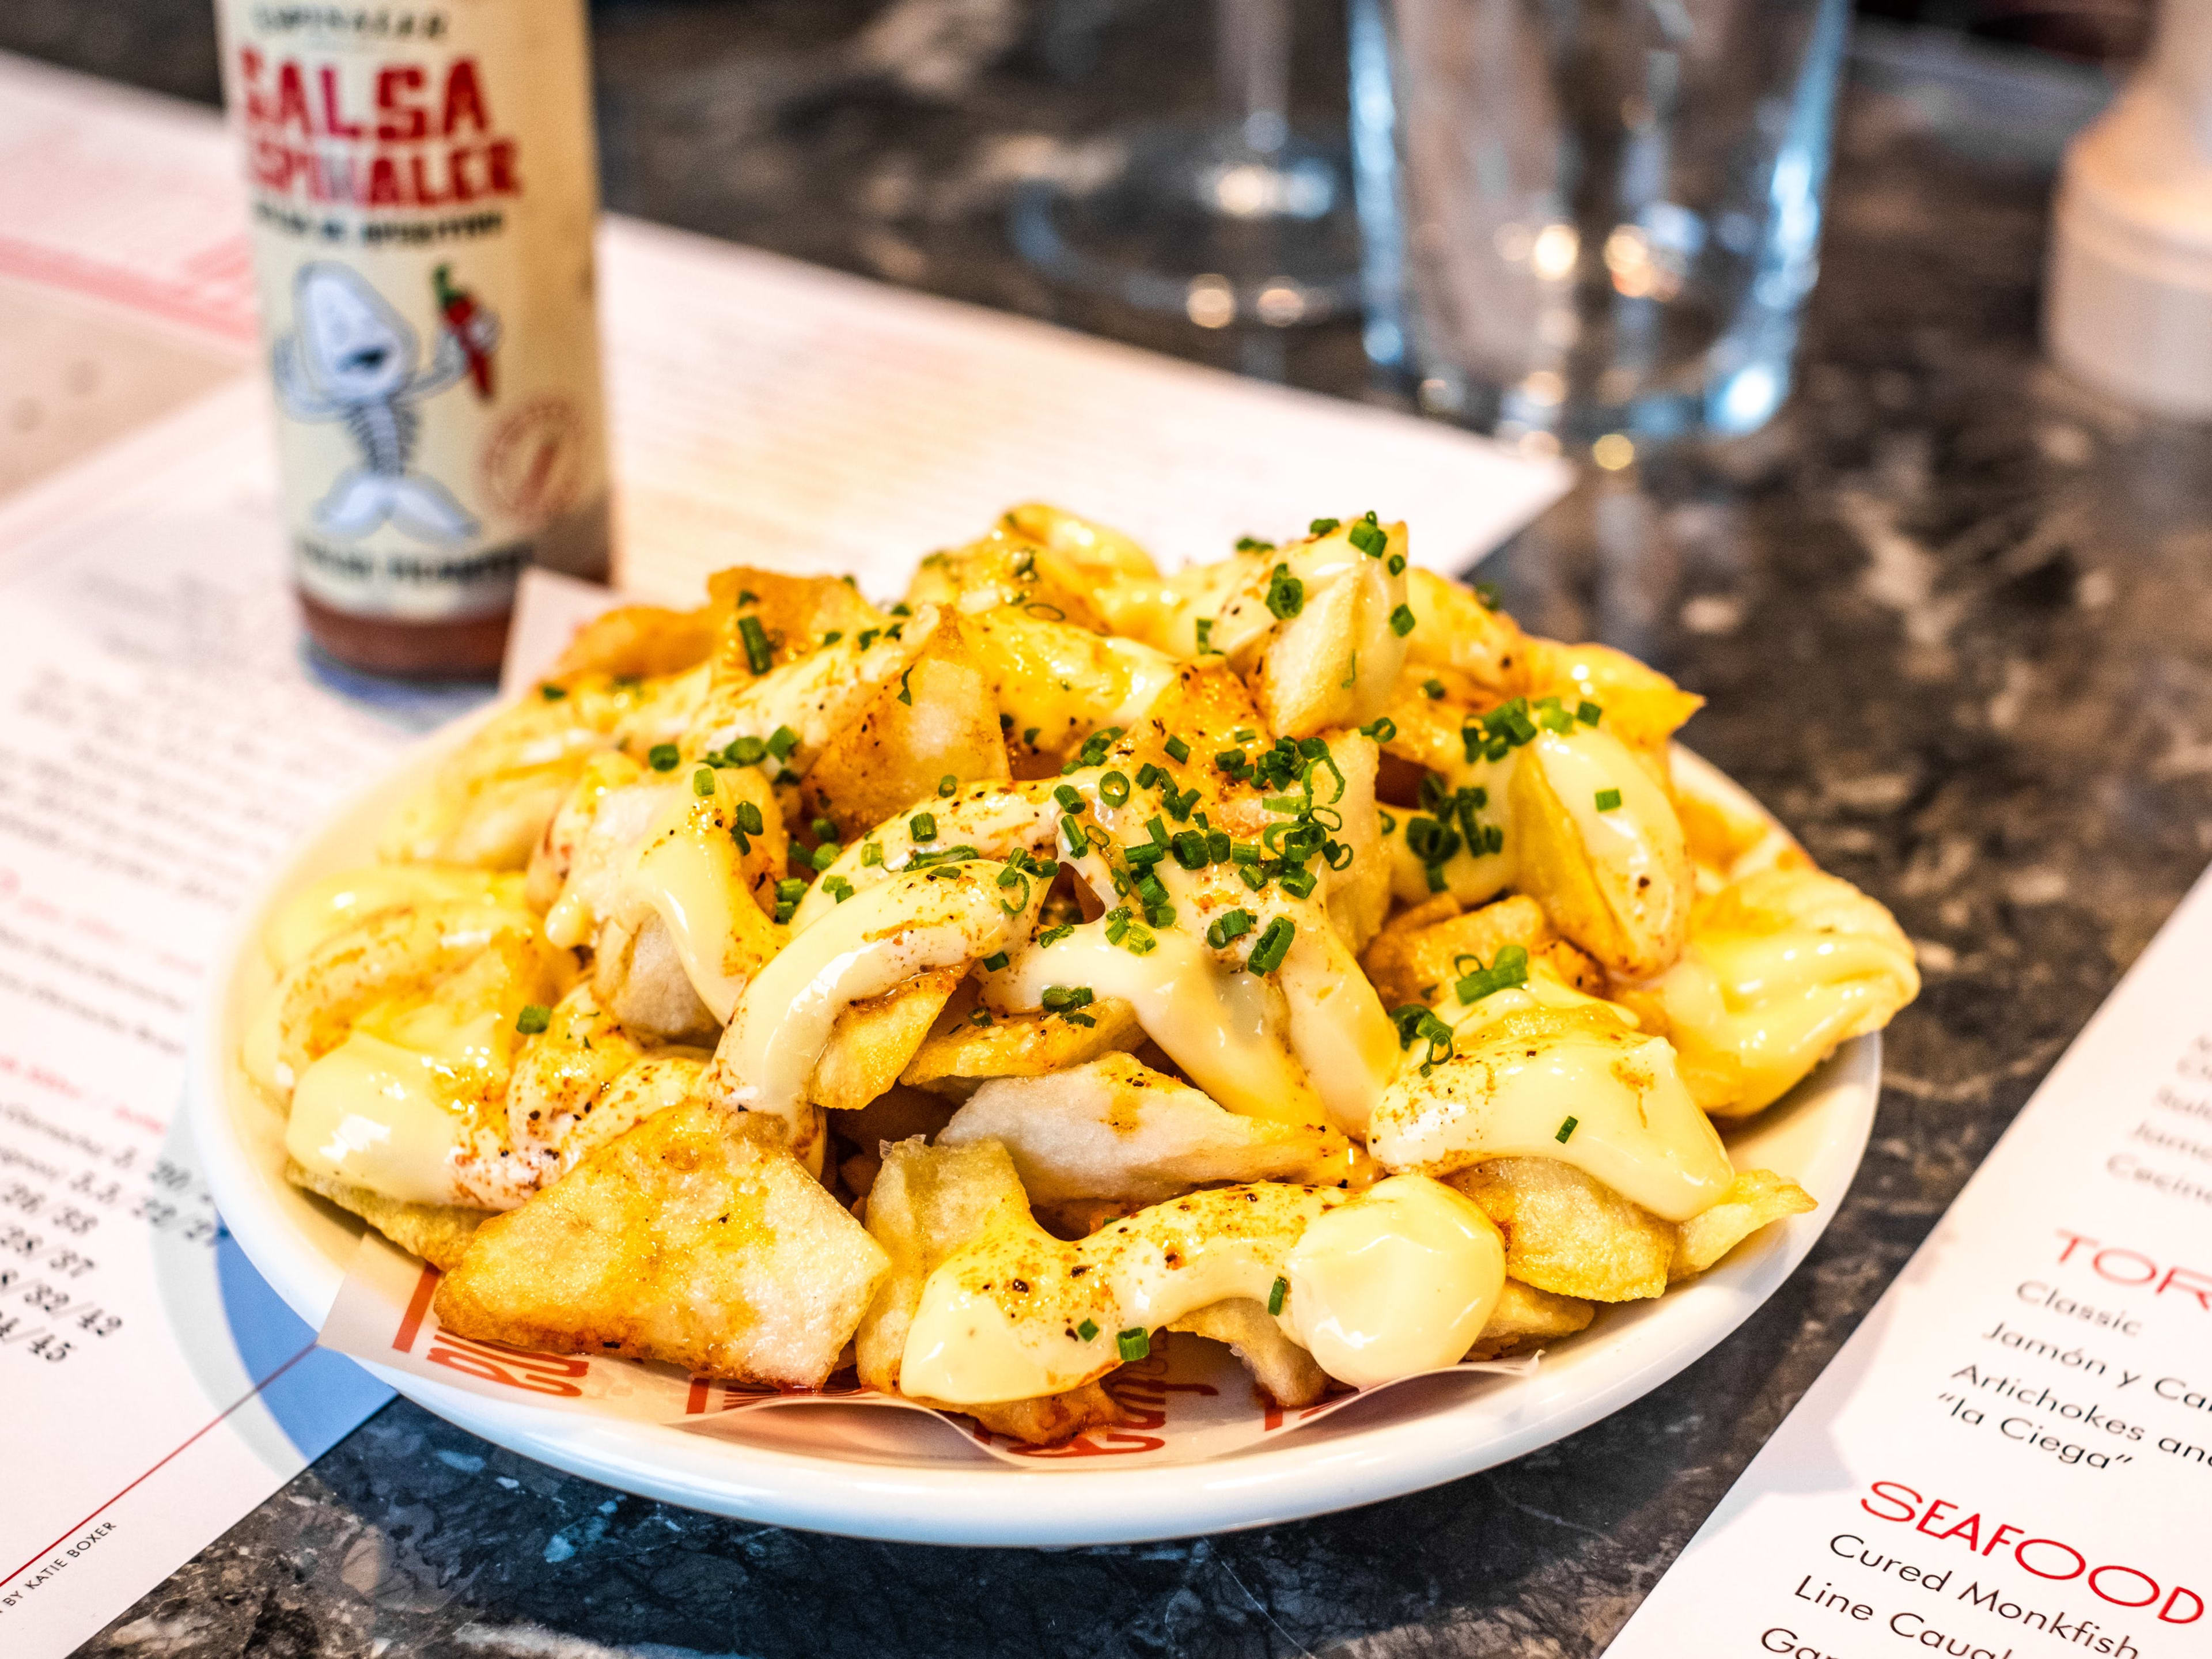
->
<box><xmin>191</xmin><ymin>728</ymin><xmax>1877</xmax><ymax>1546</ymax></box>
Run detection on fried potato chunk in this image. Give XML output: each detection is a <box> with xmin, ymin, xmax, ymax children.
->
<box><xmin>1171</xmin><ymin>1297</ymin><xmax>1328</xmax><ymax>1408</ymax></box>
<box><xmin>434</xmin><ymin>1103</ymin><xmax>888</xmax><ymax>1388</ymax></box>
<box><xmin>706</xmin><ymin>568</ymin><xmax>885</xmax><ymax>670</ymax></box>
<box><xmin>552</xmin><ymin>603</ymin><xmax>720</xmax><ymax>680</ymax></box>
<box><xmin>1465</xmin><ymin>1278</ymin><xmax>1595</xmax><ymax>1359</ymax></box>
<box><xmin>1507</xmin><ymin>726</ymin><xmax>1694</xmax><ymax>980</ymax></box>
<box><xmin>285</xmin><ymin>1158</ymin><xmax>486</xmax><ymax>1271</ymax></box>
<box><xmin>855</xmin><ymin>1137</ymin><xmax>1031</xmax><ymax>1395</ymax></box>
<box><xmin>804</xmin><ymin>656</ymin><xmax>1012</xmax><ymax>839</ymax></box>
<box><xmin>1615</xmin><ymin>866</ymin><xmax>1918</xmax><ymax>1117</ymax></box>
<box><xmin>381</xmin><ymin>674</ymin><xmax>679</xmax><ymax>870</ymax></box>
<box><xmin>1399</xmin><ymin>567</ymin><xmax>1533</xmax><ymax>696</ymax></box>
<box><xmin>963</xmin><ymin>1384</ymin><xmax>1131</xmax><ymax>1446</ymax></box>
<box><xmin>939</xmin><ymin>1052</ymin><xmax>1350</xmax><ymax>1203</ymax></box>
<box><xmin>901</xmin><ymin>994</ymin><xmax>1145</xmax><ymax>1095</ymax></box>
<box><xmin>810</xmin><ymin>968</ymin><xmax>964</xmax><ymax>1113</ymax></box>
<box><xmin>1672</xmin><ymin>1169</ymin><xmax>1816</xmax><ymax>1281</ymax></box>
<box><xmin>1522</xmin><ymin>638</ymin><xmax>1704</xmax><ymax>767</ymax></box>
<box><xmin>1448</xmin><ymin>1157</ymin><xmax>1679</xmax><ymax>1302</ymax></box>
<box><xmin>1359</xmin><ymin>893</ymin><xmax>1604</xmax><ymax>1013</ymax></box>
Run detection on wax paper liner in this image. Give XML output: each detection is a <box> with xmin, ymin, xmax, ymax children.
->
<box><xmin>321</xmin><ymin>1232</ymin><xmax>1540</xmax><ymax>1468</ymax></box>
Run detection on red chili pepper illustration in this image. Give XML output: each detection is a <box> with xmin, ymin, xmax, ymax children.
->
<box><xmin>434</xmin><ymin>263</ymin><xmax>494</xmax><ymax>400</ymax></box>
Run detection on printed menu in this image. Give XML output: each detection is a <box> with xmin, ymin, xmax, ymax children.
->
<box><xmin>1607</xmin><ymin>869</ymin><xmax>2212</xmax><ymax>1658</ymax></box>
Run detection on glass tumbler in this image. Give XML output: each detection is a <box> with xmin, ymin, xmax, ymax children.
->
<box><xmin>1349</xmin><ymin>0</ymin><xmax>1851</xmax><ymax>450</ymax></box>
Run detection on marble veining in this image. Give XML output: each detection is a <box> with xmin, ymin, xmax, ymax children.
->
<box><xmin>7</xmin><ymin>5</ymin><xmax>2207</xmax><ymax>1656</ymax></box>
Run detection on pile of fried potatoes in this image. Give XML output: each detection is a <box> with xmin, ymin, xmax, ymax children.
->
<box><xmin>247</xmin><ymin>505</ymin><xmax>1918</xmax><ymax>1444</ymax></box>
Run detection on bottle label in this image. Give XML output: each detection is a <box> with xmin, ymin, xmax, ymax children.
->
<box><xmin>217</xmin><ymin>1</ymin><xmax>610</xmax><ymax>622</ymax></box>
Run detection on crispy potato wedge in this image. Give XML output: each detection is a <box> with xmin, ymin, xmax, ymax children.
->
<box><xmin>810</xmin><ymin>969</ymin><xmax>965</xmax><ymax>1113</ymax></box>
<box><xmin>434</xmin><ymin>1102</ymin><xmax>887</xmax><ymax>1388</ymax></box>
<box><xmin>1522</xmin><ymin>638</ymin><xmax>1704</xmax><ymax>765</ymax></box>
<box><xmin>286</xmin><ymin>1158</ymin><xmax>486</xmax><ymax>1271</ymax></box>
<box><xmin>1507</xmin><ymin>726</ymin><xmax>1693</xmax><ymax>980</ymax></box>
<box><xmin>804</xmin><ymin>656</ymin><xmax>1012</xmax><ymax>839</ymax></box>
<box><xmin>1358</xmin><ymin>893</ymin><xmax>1603</xmax><ymax>1012</ymax></box>
<box><xmin>1673</xmin><ymin>1169</ymin><xmax>1816</xmax><ymax>1280</ymax></box>
<box><xmin>855</xmin><ymin>1137</ymin><xmax>1031</xmax><ymax>1395</ymax></box>
<box><xmin>1399</xmin><ymin>567</ymin><xmax>1533</xmax><ymax>696</ymax></box>
<box><xmin>382</xmin><ymin>673</ymin><xmax>678</xmax><ymax>870</ymax></box>
<box><xmin>1465</xmin><ymin>1277</ymin><xmax>1595</xmax><ymax>1359</ymax></box>
<box><xmin>902</xmin><ymin>994</ymin><xmax>1145</xmax><ymax>1094</ymax></box>
<box><xmin>706</xmin><ymin>568</ymin><xmax>885</xmax><ymax>670</ymax></box>
<box><xmin>939</xmin><ymin>1052</ymin><xmax>1350</xmax><ymax>1202</ymax></box>
<box><xmin>1448</xmin><ymin>1157</ymin><xmax>1678</xmax><ymax>1302</ymax></box>
<box><xmin>1171</xmin><ymin>1297</ymin><xmax>1328</xmax><ymax>1408</ymax></box>
<box><xmin>960</xmin><ymin>1384</ymin><xmax>1131</xmax><ymax>1446</ymax></box>
<box><xmin>553</xmin><ymin>603</ymin><xmax>720</xmax><ymax>680</ymax></box>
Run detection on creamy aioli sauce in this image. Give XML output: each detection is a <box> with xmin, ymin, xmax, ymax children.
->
<box><xmin>899</xmin><ymin>1173</ymin><xmax>1503</xmax><ymax>1403</ymax></box>
<box><xmin>1366</xmin><ymin>1007</ymin><xmax>1733</xmax><ymax>1221</ymax></box>
<box><xmin>711</xmin><ymin>862</ymin><xmax>1039</xmax><ymax>1168</ymax></box>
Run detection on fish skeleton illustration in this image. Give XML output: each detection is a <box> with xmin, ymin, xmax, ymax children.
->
<box><xmin>271</xmin><ymin>262</ymin><xmax>502</xmax><ymax>544</ymax></box>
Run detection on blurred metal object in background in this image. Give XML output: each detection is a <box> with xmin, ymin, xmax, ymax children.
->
<box><xmin>1013</xmin><ymin>0</ymin><xmax>1364</xmax><ymax>329</ymax></box>
<box><xmin>1350</xmin><ymin>0</ymin><xmax>1851</xmax><ymax>453</ymax></box>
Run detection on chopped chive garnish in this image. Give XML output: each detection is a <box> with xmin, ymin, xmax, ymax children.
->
<box><xmin>1577</xmin><ymin>700</ymin><xmax>1603</xmax><ymax>725</ymax></box>
<box><xmin>910</xmin><ymin>812</ymin><xmax>937</xmax><ymax>841</ymax></box>
<box><xmin>810</xmin><ymin>843</ymin><xmax>839</xmax><ymax>872</ymax></box>
<box><xmin>514</xmin><ymin>1004</ymin><xmax>551</xmax><ymax>1036</ymax></box>
<box><xmin>1235</xmin><ymin>535</ymin><xmax>1273</xmax><ymax>552</ymax></box>
<box><xmin>1423</xmin><ymin>679</ymin><xmax>1446</xmax><ymax>700</ymax></box>
<box><xmin>1267</xmin><ymin>1276</ymin><xmax>1287</xmax><ymax>1316</ymax></box>
<box><xmin>1308</xmin><ymin>517</ymin><xmax>1340</xmax><ymax>536</ymax></box>
<box><xmin>1473</xmin><ymin>581</ymin><xmax>1502</xmax><ymax>611</ymax></box>
<box><xmin>766</xmin><ymin>725</ymin><xmax>799</xmax><ymax>760</ymax></box>
<box><xmin>1266</xmin><ymin>563</ymin><xmax>1305</xmax><ymax>620</ymax></box>
<box><xmin>738</xmin><ymin>614</ymin><xmax>773</xmax><ymax>675</ymax></box>
<box><xmin>725</xmin><ymin>734</ymin><xmax>768</xmax><ymax>766</ymax></box>
<box><xmin>1247</xmin><ymin>916</ymin><xmax>1295</xmax><ymax>974</ymax></box>
<box><xmin>539</xmin><ymin>682</ymin><xmax>567</xmax><ymax>701</ymax></box>
<box><xmin>982</xmin><ymin>951</ymin><xmax>1009</xmax><ymax>972</ymax></box>
<box><xmin>907</xmin><ymin>844</ymin><xmax>981</xmax><ymax>868</ymax></box>
<box><xmin>938</xmin><ymin>774</ymin><xmax>959</xmax><ymax>797</ymax></box>
<box><xmin>734</xmin><ymin>801</ymin><xmax>765</xmax><ymax>836</ymax></box>
<box><xmin>1040</xmin><ymin>984</ymin><xmax>1095</xmax><ymax>1013</ymax></box>
<box><xmin>1036</xmin><ymin>923</ymin><xmax>1075</xmax><ymax>948</ymax></box>
<box><xmin>1022</xmin><ymin>726</ymin><xmax>1041</xmax><ymax>747</ymax></box>
<box><xmin>1078</xmin><ymin>1318</ymin><xmax>1100</xmax><ymax>1342</ymax></box>
<box><xmin>1361</xmin><ymin>717</ymin><xmax>1397</xmax><ymax>742</ymax></box>
<box><xmin>1213</xmin><ymin>748</ymin><xmax>1247</xmax><ymax>774</ymax></box>
<box><xmin>823</xmin><ymin>630</ymin><xmax>843</xmax><ymax>646</ymax></box>
<box><xmin>861</xmin><ymin>841</ymin><xmax>884</xmax><ymax>866</ymax></box>
<box><xmin>1054</xmin><ymin>783</ymin><xmax>1085</xmax><ymax>813</ymax></box>
<box><xmin>1556</xmin><ymin>1116</ymin><xmax>1580</xmax><ymax>1143</ymax></box>
<box><xmin>1206</xmin><ymin>908</ymin><xmax>1255</xmax><ymax>948</ymax></box>
<box><xmin>1456</xmin><ymin>944</ymin><xmax>1531</xmax><ymax>1004</ymax></box>
<box><xmin>824</xmin><ymin>876</ymin><xmax>854</xmax><ymax>902</ymax></box>
<box><xmin>1099</xmin><ymin>770</ymin><xmax>1131</xmax><ymax>806</ymax></box>
<box><xmin>896</xmin><ymin>669</ymin><xmax>914</xmax><ymax>706</ymax></box>
<box><xmin>1348</xmin><ymin>518</ymin><xmax>1387</xmax><ymax>558</ymax></box>
<box><xmin>692</xmin><ymin>767</ymin><xmax>717</xmax><ymax>797</ymax></box>
<box><xmin>1116</xmin><ymin>1327</ymin><xmax>1150</xmax><ymax>1362</ymax></box>
<box><xmin>1595</xmin><ymin>788</ymin><xmax>1623</xmax><ymax>812</ymax></box>
<box><xmin>647</xmin><ymin>743</ymin><xmax>680</xmax><ymax>771</ymax></box>
<box><xmin>1194</xmin><ymin>617</ymin><xmax>1215</xmax><ymax>651</ymax></box>
<box><xmin>1164</xmin><ymin>734</ymin><xmax>1191</xmax><ymax>764</ymax></box>
<box><xmin>1389</xmin><ymin>604</ymin><xmax>1417</xmax><ymax>637</ymax></box>
<box><xmin>1387</xmin><ymin>554</ymin><xmax>1406</xmax><ymax>575</ymax></box>
<box><xmin>1062</xmin><ymin>818</ymin><xmax>1090</xmax><ymax>857</ymax></box>
<box><xmin>858</xmin><ymin>628</ymin><xmax>880</xmax><ymax>650</ymax></box>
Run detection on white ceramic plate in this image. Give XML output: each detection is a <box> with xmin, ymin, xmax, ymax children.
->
<box><xmin>192</xmin><ymin>734</ymin><xmax>1876</xmax><ymax>1546</ymax></box>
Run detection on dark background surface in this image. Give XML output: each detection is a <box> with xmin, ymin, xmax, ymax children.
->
<box><xmin>6</xmin><ymin>3</ymin><xmax>2210</xmax><ymax>1656</ymax></box>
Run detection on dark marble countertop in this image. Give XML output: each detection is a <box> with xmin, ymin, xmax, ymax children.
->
<box><xmin>10</xmin><ymin>5</ymin><xmax>2211</xmax><ymax>1656</ymax></box>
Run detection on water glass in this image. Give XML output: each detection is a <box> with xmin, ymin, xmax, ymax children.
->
<box><xmin>1348</xmin><ymin>0</ymin><xmax>1852</xmax><ymax>452</ymax></box>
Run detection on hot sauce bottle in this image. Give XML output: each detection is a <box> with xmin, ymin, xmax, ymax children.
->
<box><xmin>215</xmin><ymin>0</ymin><xmax>611</xmax><ymax>678</ymax></box>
